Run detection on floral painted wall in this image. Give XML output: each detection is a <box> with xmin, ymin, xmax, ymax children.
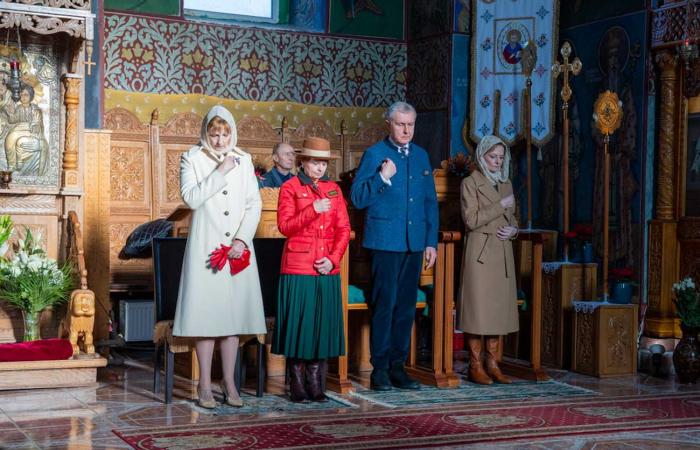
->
<box><xmin>104</xmin><ymin>13</ymin><xmax>407</xmax><ymax>108</ymax></box>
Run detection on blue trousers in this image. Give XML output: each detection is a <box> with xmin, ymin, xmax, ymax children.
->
<box><xmin>368</xmin><ymin>250</ymin><xmax>423</xmax><ymax>370</ymax></box>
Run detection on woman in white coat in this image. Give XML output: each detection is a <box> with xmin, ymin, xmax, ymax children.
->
<box><xmin>173</xmin><ymin>106</ymin><xmax>266</xmax><ymax>408</ymax></box>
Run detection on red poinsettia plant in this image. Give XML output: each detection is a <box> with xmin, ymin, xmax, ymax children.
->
<box><xmin>566</xmin><ymin>224</ymin><xmax>593</xmax><ymax>242</ymax></box>
<box><xmin>609</xmin><ymin>267</ymin><xmax>636</xmax><ymax>284</ymax></box>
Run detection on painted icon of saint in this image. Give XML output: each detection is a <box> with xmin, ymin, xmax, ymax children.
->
<box><xmin>502</xmin><ymin>29</ymin><xmax>523</xmax><ymax>65</ymax></box>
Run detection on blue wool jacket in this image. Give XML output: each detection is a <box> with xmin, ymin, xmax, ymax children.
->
<box><xmin>350</xmin><ymin>138</ymin><xmax>439</xmax><ymax>252</ymax></box>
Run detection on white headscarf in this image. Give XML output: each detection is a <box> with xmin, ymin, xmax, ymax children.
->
<box><xmin>476</xmin><ymin>134</ymin><xmax>511</xmax><ymax>184</ymax></box>
<box><xmin>199</xmin><ymin>105</ymin><xmax>244</xmax><ymax>159</ymax></box>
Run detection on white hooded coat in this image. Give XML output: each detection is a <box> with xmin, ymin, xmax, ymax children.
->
<box><xmin>173</xmin><ymin>106</ymin><xmax>266</xmax><ymax>337</ymax></box>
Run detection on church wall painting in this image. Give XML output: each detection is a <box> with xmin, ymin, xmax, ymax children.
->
<box><xmin>560</xmin><ymin>0</ymin><xmax>645</xmax><ymax>29</ymax></box>
<box><xmin>451</xmin><ymin>34</ymin><xmax>470</xmax><ymax>157</ymax></box>
<box><xmin>454</xmin><ymin>0</ymin><xmax>470</xmax><ymax>34</ymax></box>
<box><xmin>104</xmin><ymin>13</ymin><xmax>406</xmax><ymax>108</ymax></box>
<box><xmin>0</xmin><ymin>44</ymin><xmax>61</xmax><ymax>189</ymax></box>
<box><xmin>560</xmin><ymin>11</ymin><xmax>647</xmax><ymax>267</ymax></box>
<box><xmin>686</xmin><ymin>113</ymin><xmax>700</xmax><ymax>217</ymax></box>
<box><xmin>328</xmin><ymin>0</ymin><xmax>404</xmax><ymax>40</ymax></box>
<box><xmin>407</xmin><ymin>34</ymin><xmax>451</xmax><ymax>111</ymax></box>
<box><xmin>408</xmin><ymin>0</ymin><xmax>451</xmax><ymax>41</ymax></box>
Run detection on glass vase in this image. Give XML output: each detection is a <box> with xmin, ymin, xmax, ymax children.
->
<box><xmin>22</xmin><ymin>311</ymin><xmax>41</xmax><ymax>342</ymax></box>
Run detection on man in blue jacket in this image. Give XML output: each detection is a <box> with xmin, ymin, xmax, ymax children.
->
<box><xmin>351</xmin><ymin>101</ymin><xmax>439</xmax><ymax>390</ymax></box>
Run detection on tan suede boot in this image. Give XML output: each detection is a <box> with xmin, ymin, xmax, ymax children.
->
<box><xmin>485</xmin><ymin>337</ymin><xmax>512</xmax><ymax>384</ymax></box>
<box><xmin>467</xmin><ymin>335</ymin><xmax>493</xmax><ymax>385</ymax></box>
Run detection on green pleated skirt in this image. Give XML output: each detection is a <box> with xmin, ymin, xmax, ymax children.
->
<box><xmin>272</xmin><ymin>274</ymin><xmax>345</xmax><ymax>360</ymax></box>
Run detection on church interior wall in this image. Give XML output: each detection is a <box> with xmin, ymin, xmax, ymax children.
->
<box><xmin>102</xmin><ymin>7</ymin><xmax>407</xmax><ymax>133</ymax></box>
<box><xmin>558</xmin><ymin>9</ymin><xmax>650</xmax><ymax>301</ymax></box>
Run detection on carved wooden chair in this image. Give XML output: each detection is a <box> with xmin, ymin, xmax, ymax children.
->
<box><xmin>151</xmin><ymin>237</ymin><xmax>265</xmax><ymax>403</ymax></box>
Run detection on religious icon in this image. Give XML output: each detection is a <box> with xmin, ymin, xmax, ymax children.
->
<box><xmin>3</xmin><ymin>83</ymin><xmax>50</xmax><ymax>176</ymax></box>
<box><xmin>0</xmin><ymin>43</ymin><xmax>60</xmax><ymax>187</ymax></box>
<box><xmin>503</xmin><ymin>29</ymin><xmax>524</xmax><ymax>65</ymax></box>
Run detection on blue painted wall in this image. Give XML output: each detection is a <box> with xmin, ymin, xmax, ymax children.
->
<box><xmin>561</xmin><ymin>11</ymin><xmax>647</xmax><ymax>224</ymax></box>
<box><xmin>450</xmin><ymin>34</ymin><xmax>470</xmax><ymax>157</ymax></box>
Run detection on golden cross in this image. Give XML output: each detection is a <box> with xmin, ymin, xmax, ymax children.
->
<box><xmin>551</xmin><ymin>42</ymin><xmax>582</xmax><ymax>108</ymax></box>
<box><xmin>83</xmin><ymin>41</ymin><xmax>96</xmax><ymax>76</ymax></box>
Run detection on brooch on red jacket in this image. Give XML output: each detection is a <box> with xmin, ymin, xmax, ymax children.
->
<box><xmin>327</xmin><ymin>190</ymin><xmax>339</xmax><ymax>197</ymax></box>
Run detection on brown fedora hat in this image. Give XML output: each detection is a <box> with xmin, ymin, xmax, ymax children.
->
<box><xmin>296</xmin><ymin>136</ymin><xmax>340</xmax><ymax>160</ymax></box>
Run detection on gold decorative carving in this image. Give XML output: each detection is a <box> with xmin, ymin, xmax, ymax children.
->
<box><xmin>648</xmin><ymin>223</ymin><xmax>662</xmax><ymax>311</ymax></box>
<box><xmin>59</xmin><ymin>289</ymin><xmax>95</xmax><ymax>356</ymax></box>
<box><xmin>83</xmin><ymin>130</ymin><xmax>111</xmax><ymax>342</ymax></box>
<box><xmin>104</xmin><ymin>108</ymin><xmax>150</xmax><ymax>134</ymax></box>
<box><xmin>161</xmin><ymin>112</ymin><xmax>201</xmax><ymax>137</ymax></box>
<box><xmin>0</xmin><ymin>13</ymin><xmax>86</xmax><ymax>38</ymax></box>
<box><xmin>0</xmin><ymin>194</ymin><xmax>56</xmax><ymax>214</ymax></box>
<box><xmin>110</xmin><ymin>147</ymin><xmax>145</xmax><ymax>201</ymax></box>
<box><xmin>292</xmin><ymin>118</ymin><xmax>337</xmax><ymax>141</ymax></box>
<box><xmin>607</xmin><ymin>315</ymin><xmax>631</xmax><ymax>369</ymax></box>
<box><xmin>541</xmin><ymin>272</ymin><xmax>556</xmax><ymax>363</ymax></box>
<box><xmin>352</xmin><ymin>122</ymin><xmax>387</xmax><ymax>146</ymax></box>
<box><xmin>108</xmin><ymin>223</ymin><xmax>149</xmax><ymax>267</ymax></box>
<box><xmin>165</xmin><ymin>150</ymin><xmax>182</xmax><ymax>203</ymax></box>
<box><xmin>655</xmin><ymin>50</ymin><xmax>678</xmax><ymax>220</ymax></box>
<box><xmin>62</xmin><ymin>76</ymin><xmax>80</xmax><ymax>172</ymax></box>
<box><xmin>578</xmin><ymin>312</ymin><xmax>594</xmax><ymax>373</ymax></box>
<box><xmin>9</xmin><ymin>0</ymin><xmax>91</xmax><ymax>9</ymax></box>
<box><xmin>237</xmin><ymin>116</ymin><xmax>281</xmax><ymax>142</ymax></box>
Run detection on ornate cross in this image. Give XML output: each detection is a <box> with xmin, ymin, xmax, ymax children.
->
<box><xmin>83</xmin><ymin>41</ymin><xmax>96</xmax><ymax>76</ymax></box>
<box><xmin>551</xmin><ymin>41</ymin><xmax>582</xmax><ymax>262</ymax></box>
<box><xmin>551</xmin><ymin>42</ymin><xmax>582</xmax><ymax>109</ymax></box>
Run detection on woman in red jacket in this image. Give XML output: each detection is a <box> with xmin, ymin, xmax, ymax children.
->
<box><xmin>273</xmin><ymin>137</ymin><xmax>351</xmax><ymax>402</ymax></box>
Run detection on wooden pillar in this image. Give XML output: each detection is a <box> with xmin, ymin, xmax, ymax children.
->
<box><xmin>646</xmin><ymin>50</ymin><xmax>681</xmax><ymax>338</ymax></box>
<box><xmin>655</xmin><ymin>50</ymin><xmax>677</xmax><ymax>220</ymax></box>
<box><xmin>62</xmin><ymin>74</ymin><xmax>82</xmax><ymax>190</ymax></box>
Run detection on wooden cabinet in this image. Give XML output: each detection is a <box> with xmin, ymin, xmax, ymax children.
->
<box><xmin>572</xmin><ymin>303</ymin><xmax>638</xmax><ymax>377</ymax></box>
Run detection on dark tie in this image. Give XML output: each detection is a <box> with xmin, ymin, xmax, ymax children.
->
<box><xmin>399</xmin><ymin>145</ymin><xmax>408</xmax><ymax>156</ymax></box>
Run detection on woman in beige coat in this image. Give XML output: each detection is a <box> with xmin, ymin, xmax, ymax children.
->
<box><xmin>173</xmin><ymin>106</ymin><xmax>266</xmax><ymax>408</ymax></box>
<box><xmin>458</xmin><ymin>135</ymin><xmax>519</xmax><ymax>385</ymax></box>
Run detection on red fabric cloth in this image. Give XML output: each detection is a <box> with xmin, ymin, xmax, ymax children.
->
<box><xmin>208</xmin><ymin>245</ymin><xmax>251</xmax><ymax>275</ymax></box>
<box><xmin>0</xmin><ymin>338</ymin><xmax>73</xmax><ymax>362</ymax></box>
<box><xmin>277</xmin><ymin>176</ymin><xmax>351</xmax><ymax>275</ymax></box>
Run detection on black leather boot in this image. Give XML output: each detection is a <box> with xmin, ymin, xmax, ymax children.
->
<box><xmin>289</xmin><ymin>359</ymin><xmax>309</xmax><ymax>402</ymax></box>
<box><xmin>370</xmin><ymin>368</ymin><xmax>392</xmax><ymax>391</ymax></box>
<box><xmin>306</xmin><ymin>360</ymin><xmax>328</xmax><ymax>402</ymax></box>
<box><xmin>389</xmin><ymin>360</ymin><xmax>420</xmax><ymax>389</ymax></box>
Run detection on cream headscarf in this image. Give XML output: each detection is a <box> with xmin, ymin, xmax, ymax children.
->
<box><xmin>476</xmin><ymin>134</ymin><xmax>511</xmax><ymax>185</ymax></box>
<box><xmin>199</xmin><ymin>105</ymin><xmax>244</xmax><ymax>160</ymax></box>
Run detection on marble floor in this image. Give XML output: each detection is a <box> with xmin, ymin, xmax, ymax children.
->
<box><xmin>1</xmin><ymin>354</ymin><xmax>700</xmax><ymax>450</ymax></box>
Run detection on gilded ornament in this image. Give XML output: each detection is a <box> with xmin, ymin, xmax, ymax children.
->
<box><xmin>593</xmin><ymin>90</ymin><xmax>623</xmax><ymax>135</ymax></box>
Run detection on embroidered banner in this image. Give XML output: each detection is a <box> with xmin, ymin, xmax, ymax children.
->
<box><xmin>469</xmin><ymin>0</ymin><xmax>558</xmax><ymax>146</ymax></box>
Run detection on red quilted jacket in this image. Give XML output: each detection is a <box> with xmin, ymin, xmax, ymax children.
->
<box><xmin>277</xmin><ymin>175</ymin><xmax>351</xmax><ymax>275</ymax></box>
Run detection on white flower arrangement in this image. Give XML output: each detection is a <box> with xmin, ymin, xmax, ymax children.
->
<box><xmin>674</xmin><ymin>277</ymin><xmax>697</xmax><ymax>292</ymax></box>
<box><xmin>0</xmin><ymin>228</ymin><xmax>73</xmax><ymax>320</ymax></box>
<box><xmin>673</xmin><ymin>276</ymin><xmax>700</xmax><ymax>328</ymax></box>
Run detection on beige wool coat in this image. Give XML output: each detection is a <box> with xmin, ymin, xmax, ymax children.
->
<box><xmin>457</xmin><ymin>170</ymin><xmax>519</xmax><ymax>335</ymax></box>
<box><xmin>173</xmin><ymin>107</ymin><xmax>266</xmax><ymax>337</ymax></box>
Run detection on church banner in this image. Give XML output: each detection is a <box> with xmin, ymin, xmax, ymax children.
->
<box><xmin>470</xmin><ymin>0</ymin><xmax>559</xmax><ymax>146</ymax></box>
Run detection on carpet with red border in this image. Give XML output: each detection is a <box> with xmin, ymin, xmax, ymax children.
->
<box><xmin>114</xmin><ymin>392</ymin><xmax>700</xmax><ymax>449</ymax></box>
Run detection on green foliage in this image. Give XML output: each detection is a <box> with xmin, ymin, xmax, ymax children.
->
<box><xmin>673</xmin><ymin>277</ymin><xmax>700</xmax><ymax>328</ymax></box>
<box><xmin>0</xmin><ymin>215</ymin><xmax>12</xmax><ymax>251</ymax></box>
<box><xmin>0</xmin><ymin>226</ymin><xmax>74</xmax><ymax>315</ymax></box>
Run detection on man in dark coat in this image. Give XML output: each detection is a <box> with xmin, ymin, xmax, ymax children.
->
<box><xmin>350</xmin><ymin>101</ymin><xmax>439</xmax><ymax>390</ymax></box>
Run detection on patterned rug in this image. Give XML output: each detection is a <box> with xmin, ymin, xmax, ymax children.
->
<box><xmin>114</xmin><ymin>392</ymin><xmax>700</xmax><ymax>449</ymax></box>
<box><xmin>188</xmin><ymin>392</ymin><xmax>357</xmax><ymax>415</ymax></box>
<box><xmin>349</xmin><ymin>380</ymin><xmax>596</xmax><ymax>407</ymax></box>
